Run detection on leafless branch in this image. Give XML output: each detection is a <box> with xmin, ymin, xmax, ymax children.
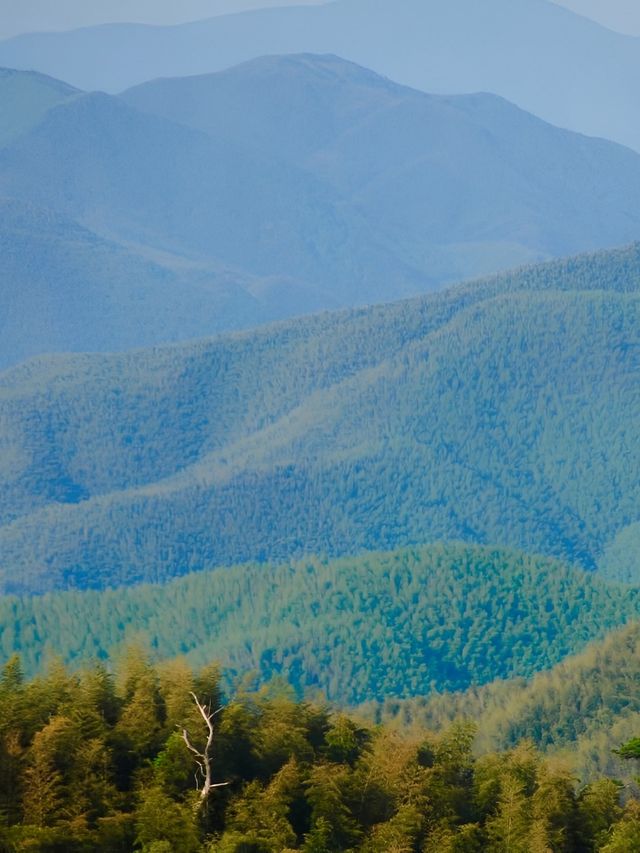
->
<box><xmin>180</xmin><ymin>692</ymin><xmax>229</xmax><ymax>803</ymax></box>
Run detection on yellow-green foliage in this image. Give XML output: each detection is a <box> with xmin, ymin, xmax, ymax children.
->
<box><xmin>369</xmin><ymin>621</ymin><xmax>640</xmax><ymax>782</ymax></box>
<box><xmin>1</xmin><ymin>654</ymin><xmax>639</xmax><ymax>852</ymax></box>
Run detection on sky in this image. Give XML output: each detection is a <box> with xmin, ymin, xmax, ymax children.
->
<box><xmin>0</xmin><ymin>0</ymin><xmax>326</xmax><ymax>39</ymax></box>
<box><xmin>1</xmin><ymin>0</ymin><xmax>639</xmax><ymax>40</ymax></box>
<box><xmin>553</xmin><ymin>0</ymin><xmax>640</xmax><ymax>33</ymax></box>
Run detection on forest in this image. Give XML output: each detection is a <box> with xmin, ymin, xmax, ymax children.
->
<box><xmin>1</xmin><ymin>544</ymin><xmax>637</xmax><ymax>704</ymax></box>
<box><xmin>367</xmin><ymin>620</ymin><xmax>640</xmax><ymax>783</ymax></box>
<box><xmin>1</xmin><ymin>652</ymin><xmax>640</xmax><ymax>852</ymax></box>
<box><xmin>2</xmin><ymin>243</ymin><xmax>640</xmax><ymax>594</ymax></box>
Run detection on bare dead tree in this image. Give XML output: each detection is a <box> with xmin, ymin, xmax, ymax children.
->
<box><xmin>180</xmin><ymin>692</ymin><xmax>229</xmax><ymax>804</ymax></box>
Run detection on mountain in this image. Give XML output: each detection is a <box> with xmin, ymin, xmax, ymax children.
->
<box><xmin>0</xmin><ymin>0</ymin><xmax>326</xmax><ymax>39</ymax></box>
<box><xmin>0</xmin><ymin>83</ymin><xmax>420</xmax><ymax>307</ymax></box>
<box><xmin>121</xmin><ymin>54</ymin><xmax>640</xmax><ymax>276</ymax></box>
<box><xmin>4</xmin><ymin>58</ymin><xmax>640</xmax><ymax>330</ymax></box>
<box><xmin>2</xmin><ymin>543</ymin><xmax>638</xmax><ymax>705</ymax></box>
<box><xmin>0</xmin><ymin>66</ymin><xmax>78</xmax><ymax>147</ymax></box>
<box><xmin>1</xmin><ymin>0</ymin><xmax>640</xmax><ymax>152</ymax></box>
<box><xmin>0</xmin><ymin>197</ymin><xmax>339</xmax><ymax>370</ymax></box>
<box><xmin>1</xmin><ymin>243</ymin><xmax>640</xmax><ymax>593</ymax></box>
<box><xmin>372</xmin><ymin>620</ymin><xmax>640</xmax><ymax>782</ymax></box>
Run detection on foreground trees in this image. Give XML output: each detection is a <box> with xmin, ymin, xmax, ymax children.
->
<box><xmin>0</xmin><ymin>653</ymin><xmax>639</xmax><ymax>852</ymax></box>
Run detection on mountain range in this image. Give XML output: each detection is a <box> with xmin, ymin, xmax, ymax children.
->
<box><xmin>1</xmin><ymin>242</ymin><xmax>639</xmax><ymax>594</ymax></box>
<box><xmin>2</xmin><ymin>4</ymin><xmax>640</xmax><ymax>841</ymax></box>
<box><xmin>1</xmin><ymin>0</ymin><xmax>639</xmax><ymax>152</ymax></box>
<box><xmin>3</xmin><ymin>55</ymin><xmax>640</xmax><ymax>367</ymax></box>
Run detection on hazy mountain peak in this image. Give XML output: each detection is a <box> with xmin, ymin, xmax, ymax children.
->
<box><xmin>0</xmin><ymin>65</ymin><xmax>81</xmax><ymax>146</ymax></box>
<box><xmin>2</xmin><ymin>0</ymin><xmax>639</xmax><ymax>152</ymax></box>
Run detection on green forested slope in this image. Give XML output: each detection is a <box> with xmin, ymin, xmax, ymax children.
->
<box><xmin>1</xmin><ymin>244</ymin><xmax>640</xmax><ymax>592</ymax></box>
<box><xmin>3</xmin><ymin>653</ymin><xmax>639</xmax><ymax>851</ymax></box>
<box><xmin>0</xmin><ymin>544</ymin><xmax>637</xmax><ymax>705</ymax></box>
<box><xmin>371</xmin><ymin>621</ymin><xmax>640</xmax><ymax>782</ymax></box>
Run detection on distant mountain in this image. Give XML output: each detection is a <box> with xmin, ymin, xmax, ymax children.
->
<box><xmin>0</xmin><ymin>66</ymin><xmax>78</xmax><ymax>147</ymax></box>
<box><xmin>122</xmin><ymin>54</ymin><xmax>640</xmax><ymax>274</ymax></box>
<box><xmin>0</xmin><ymin>197</ymin><xmax>339</xmax><ymax>370</ymax></box>
<box><xmin>3</xmin><ymin>57</ymin><xmax>640</xmax><ymax>329</ymax></box>
<box><xmin>1</xmin><ymin>243</ymin><xmax>639</xmax><ymax>593</ymax></box>
<box><xmin>0</xmin><ymin>0</ymin><xmax>639</xmax><ymax>151</ymax></box>
<box><xmin>0</xmin><ymin>0</ymin><xmax>326</xmax><ymax>39</ymax></box>
<box><xmin>1</xmin><ymin>543</ymin><xmax>637</xmax><ymax>705</ymax></box>
<box><xmin>0</xmin><ymin>76</ymin><xmax>425</xmax><ymax>307</ymax></box>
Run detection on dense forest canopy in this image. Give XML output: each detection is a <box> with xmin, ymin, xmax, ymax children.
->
<box><xmin>2</xmin><ymin>653</ymin><xmax>640</xmax><ymax>852</ymax></box>
<box><xmin>2</xmin><ymin>7</ymin><xmax>640</xmax><ymax>850</ymax></box>
<box><xmin>2</xmin><ymin>243</ymin><xmax>640</xmax><ymax>594</ymax></box>
<box><xmin>0</xmin><ymin>544</ymin><xmax>637</xmax><ymax>706</ymax></box>
<box><xmin>367</xmin><ymin>620</ymin><xmax>640</xmax><ymax>783</ymax></box>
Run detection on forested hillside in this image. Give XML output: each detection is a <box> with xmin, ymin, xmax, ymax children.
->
<box><xmin>2</xmin><ymin>5</ymin><xmax>640</xmax><ymax>849</ymax></box>
<box><xmin>370</xmin><ymin>620</ymin><xmax>640</xmax><ymax>782</ymax></box>
<box><xmin>1</xmin><ymin>244</ymin><xmax>640</xmax><ymax>592</ymax></box>
<box><xmin>1</xmin><ymin>544</ymin><xmax>638</xmax><ymax>704</ymax></box>
<box><xmin>2</xmin><ymin>653</ymin><xmax>640</xmax><ymax>851</ymax></box>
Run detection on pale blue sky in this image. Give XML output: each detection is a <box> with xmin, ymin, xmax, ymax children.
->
<box><xmin>0</xmin><ymin>0</ymin><xmax>325</xmax><ymax>39</ymax></box>
<box><xmin>1</xmin><ymin>0</ymin><xmax>639</xmax><ymax>40</ymax></box>
<box><xmin>553</xmin><ymin>0</ymin><xmax>640</xmax><ymax>33</ymax></box>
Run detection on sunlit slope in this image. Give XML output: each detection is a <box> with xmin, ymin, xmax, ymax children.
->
<box><xmin>1</xmin><ymin>543</ymin><xmax>637</xmax><ymax>705</ymax></box>
<box><xmin>372</xmin><ymin>620</ymin><xmax>640</xmax><ymax>781</ymax></box>
<box><xmin>1</xmin><ymin>245</ymin><xmax>639</xmax><ymax>593</ymax></box>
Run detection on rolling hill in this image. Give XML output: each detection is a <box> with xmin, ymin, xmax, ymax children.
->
<box><xmin>1</xmin><ymin>543</ymin><xmax>637</xmax><ymax>705</ymax></box>
<box><xmin>0</xmin><ymin>0</ymin><xmax>639</xmax><ymax>152</ymax></box>
<box><xmin>1</xmin><ymin>243</ymin><xmax>640</xmax><ymax>593</ymax></box>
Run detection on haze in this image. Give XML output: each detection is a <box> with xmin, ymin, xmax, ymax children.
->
<box><xmin>0</xmin><ymin>0</ymin><xmax>327</xmax><ymax>40</ymax></box>
<box><xmin>553</xmin><ymin>0</ymin><xmax>640</xmax><ymax>34</ymax></box>
<box><xmin>2</xmin><ymin>0</ymin><xmax>640</xmax><ymax>40</ymax></box>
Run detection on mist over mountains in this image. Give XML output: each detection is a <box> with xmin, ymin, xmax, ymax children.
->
<box><xmin>1</xmin><ymin>0</ymin><xmax>640</xmax><ymax>152</ymax></box>
<box><xmin>3</xmin><ymin>55</ymin><xmax>640</xmax><ymax>367</ymax></box>
<box><xmin>0</xmin><ymin>198</ymin><xmax>340</xmax><ymax>370</ymax></box>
